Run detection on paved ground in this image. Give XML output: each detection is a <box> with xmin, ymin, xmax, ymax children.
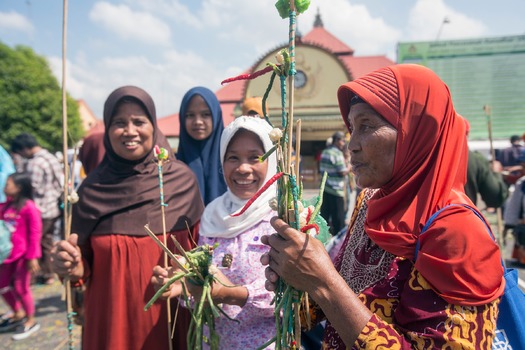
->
<box><xmin>0</xmin><ymin>280</ymin><xmax>82</xmax><ymax>350</ymax></box>
<box><xmin>0</xmin><ymin>195</ymin><xmax>522</xmax><ymax>349</ymax></box>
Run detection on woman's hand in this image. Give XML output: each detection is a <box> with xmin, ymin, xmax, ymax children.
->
<box><xmin>187</xmin><ymin>269</ymin><xmax>248</xmax><ymax>307</ymax></box>
<box><xmin>260</xmin><ymin>217</ymin><xmax>338</xmax><ymax>295</ymax></box>
<box><xmin>262</xmin><ymin>217</ymin><xmax>373</xmax><ymax>346</ymax></box>
<box><xmin>151</xmin><ymin>265</ymin><xmax>184</xmax><ymax>300</ymax></box>
<box><xmin>51</xmin><ymin>233</ymin><xmax>84</xmax><ymax>280</ymax></box>
<box><xmin>26</xmin><ymin>259</ymin><xmax>40</xmax><ymax>275</ymax></box>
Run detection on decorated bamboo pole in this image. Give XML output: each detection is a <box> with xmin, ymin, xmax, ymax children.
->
<box><xmin>60</xmin><ymin>0</ymin><xmax>77</xmax><ymax>348</ymax></box>
<box><xmin>221</xmin><ymin>2</ymin><xmax>330</xmax><ymax>349</ymax></box>
<box><xmin>483</xmin><ymin>105</ymin><xmax>505</xmax><ymax>250</ymax></box>
<box><xmin>153</xmin><ymin>146</ymin><xmax>174</xmax><ymax>350</ymax></box>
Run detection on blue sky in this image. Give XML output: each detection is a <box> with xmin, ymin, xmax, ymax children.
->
<box><xmin>1</xmin><ymin>0</ymin><xmax>524</xmax><ymax>119</ymax></box>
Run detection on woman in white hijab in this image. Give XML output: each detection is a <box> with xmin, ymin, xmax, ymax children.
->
<box><xmin>153</xmin><ymin>116</ymin><xmax>277</xmax><ymax>349</ymax></box>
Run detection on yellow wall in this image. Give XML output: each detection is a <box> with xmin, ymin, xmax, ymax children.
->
<box><xmin>244</xmin><ymin>44</ymin><xmax>350</xmax><ymax>141</ymax></box>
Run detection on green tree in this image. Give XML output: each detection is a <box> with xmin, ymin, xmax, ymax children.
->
<box><xmin>0</xmin><ymin>41</ymin><xmax>84</xmax><ymax>153</ymax></box>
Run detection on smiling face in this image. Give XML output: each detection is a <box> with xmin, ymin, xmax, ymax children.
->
<box><xmin>346</xmin><ymin>102</ymin><xmax>397</xmax><ymax>189</ymax></box>
<box><xmin>223</xmin><ymin>129</ymin><xmax>268</xmax><ymax>200</ymax></box>
<box><xmin>108</xmin><ymin>101</ymin><xmax>154</xmax><ymax>161</ymax></box>
<box><xmin>185</xmin><ymin>95</ymin><xmax>213</xmax><ymax>141</ymax></box>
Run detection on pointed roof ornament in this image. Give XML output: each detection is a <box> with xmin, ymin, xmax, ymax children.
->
<box><xmin>313</xmin><ymin>7</ymin><xmax>323</xmax><ymax>28</ymax></box>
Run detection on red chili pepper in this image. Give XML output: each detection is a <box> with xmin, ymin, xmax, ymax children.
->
<box><xmin>305</xmin><ymin>206</ymin><xmax>312</xmax><ymax>224</ymax></box>
<box><xmin>230</xmin><ymin>172</ymin><xmax>284</xmax><ymax>217</ymax></box>
<box><xmin>300</xmin><ymin>223</ymin><xmax>319</xmax><ymax>234</ymax></box>
<box><xmin>221</xmin><ymin>65</ymin><xmax>276</xmax><ymax>85</ymax></box>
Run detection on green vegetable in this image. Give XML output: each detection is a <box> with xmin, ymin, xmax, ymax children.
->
<box><xmin>275</xmin><ymin>0</ymin><xmax>311</xmax><ymax>19</ymax></box>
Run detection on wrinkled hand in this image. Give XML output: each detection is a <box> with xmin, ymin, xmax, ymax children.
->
<box><xmin>50</xmin><ymin>233</ymin><xmax>84</xmax><ymax>280</ymax></box>
<box><xmin>261</xmin><ymin>217</ymin><xmax>338</xmax><ymax>294</ymax></box>
<box><xmin>26</xmin><ymin>259</ymin><xmax>40</xmax><ymax>275</ymax></box>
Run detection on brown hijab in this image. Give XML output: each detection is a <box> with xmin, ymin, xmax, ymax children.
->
<box><xmin>72</xmin><ymin>86</ymin><xmax>204</xmax><ymax>245</ymax></box>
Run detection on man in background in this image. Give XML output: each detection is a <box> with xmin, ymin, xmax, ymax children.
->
<box><xmin>10</xmin><ymin>133</ymin><xmax>63</xmax><ymax>285</ymax></box>
<box><xmin>465</xmin><ymin>149</ymin><xmax>508</xmax><ymax>208</ymax></box>
<box><xmin>320</xmin><ymin>131</ymin><xmax>350</xmax><ymax>235</ymax></box>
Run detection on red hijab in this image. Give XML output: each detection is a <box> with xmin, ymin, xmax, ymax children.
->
<box><xmin>338</xmin><ymin>64</ymin><xmax>504</xmax><ymax>306</ymax></box>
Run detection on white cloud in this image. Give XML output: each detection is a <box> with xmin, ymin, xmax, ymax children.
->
<box><xmin>125</xmin><ymin>0</ymin><xmax>203</xmax><ymax>29</ymax></box>
<box><xmin>0</xmin><ymin>11</ymin><xmax>33</xmax><ymax>34</ymax></box>
<box><xmin>48</xmin><ymin>46</ymin><xmax>227</xmax><ymax>119</ymax></box>
<box><xmin>407</xmin><ymin>0</ymin><xmax>487</xmax><ymax>41</ymax></box>
<box><xmin>300</xmin><ymin>0</ymin><xmax>402</xmax><ymax>56</ymax></box>
<box><xmin>89</xmin><ymin>2</ymin><xmax>172</xmax><ymax>46</ymax></box>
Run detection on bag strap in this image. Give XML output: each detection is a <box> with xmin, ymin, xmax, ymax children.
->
<box><xmin>414</xmin><ymin>204</ymin><xmax>500</xmax><ymax>265</ymax></box>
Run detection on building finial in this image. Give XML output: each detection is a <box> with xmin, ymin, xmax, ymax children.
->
<box><xmin>313</xmin><ymin>7</ymin><xmax>323</xmax><ymax>28</ymax></box>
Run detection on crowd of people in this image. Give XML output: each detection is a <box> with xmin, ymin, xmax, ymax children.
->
<box><xmin>0</xmin><ymin>63</ymin><xmax>524</xmax><ymax>349</ymax></box>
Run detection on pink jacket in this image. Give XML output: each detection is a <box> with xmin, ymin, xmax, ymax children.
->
<box><xmin>0</xmin><ymin>199</ymin><xmax>42</xmax><ymax>263</ymax></box>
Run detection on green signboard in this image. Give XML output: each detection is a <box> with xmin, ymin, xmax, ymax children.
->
<box><xmin>398</xmin><ymin>35</ymin><xmax>525</xmax><ymax>140</ymax></box>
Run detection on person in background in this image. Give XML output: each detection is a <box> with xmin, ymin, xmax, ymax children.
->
<box><xmin>78</xmin><ymin>131</ymin><xmax>105</xmax><ymax>178</ymax></box>
<box><xmin>241</xmin><ymin>96</ymin><xmax>265</xmax><ymax>117</ymax></box>
<box><xmin>153</xmin><ymin>116</ymin><xmax>277</xmax><ymax>349</ymax></box>
<box><xmin>262</xmin><ymin>64</ymin><xmax>504</xmax><ymax>349</ymax></box>
<box><xmin>497</xmin><ymin>134</ymin><xmax>525</xmax><ymax>186</ymax></box>
<box><xmin>10</xmin><ymin>133</ymin><xmax>63</xmax><ymax>285</ymax></box>
<box><xmin>0</xmin><ymin>145</ymin><xmax>15</xmax><ymax>203</ymax></box>
<box><xmin>503</xmin><ymin>149</ymin><xmax>525</xmax><ymax>264</ymax></box>
<box><xmin>176</xmin><ymin>87</ymin><xmax>227</xmax><ymax>205</ymax></box>
<box><xmin>0</xmin><ymin>173</ymin><xmax>42</xmax><ymax>340</ymax></box>
<box><xmin>319</xmin><ymin>131</ymin><xmax>350</xmax><ymax>235</ymax></box>
<box><xmin>465</xmin><ymin>149</ymin><xmax>508</xmax><ymax>208</ymax></box>
<box><xmin>50</xmin><ymin>86</ymin><xmax>204</xmax><ymax>350</ymax></box>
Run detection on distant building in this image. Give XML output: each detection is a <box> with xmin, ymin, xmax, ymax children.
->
<box><xmin>159</xmin><ymin>10</ymin><xmax>395</xmax><ymax>186</ymax></box>
<box><xmin>398</xmin><ymin>35</ymin><xmax>525</xmax><ymax>151</ymax></box>
<box><xmin>77</xmin><ymin>99</ymin><xmax>103</xmax><ymax>135</ymax></box>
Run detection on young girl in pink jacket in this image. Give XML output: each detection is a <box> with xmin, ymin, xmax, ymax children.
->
<box><xmin>0</xmin><ymin>172</ymin><xmax>42</xmax><ymax>340</ymax></box>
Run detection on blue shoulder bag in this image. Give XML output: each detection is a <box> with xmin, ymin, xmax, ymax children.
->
<box><xmin>415</xmin><ymin>204</ymin><xmax>525</xmax><ymax>350</ymax></box>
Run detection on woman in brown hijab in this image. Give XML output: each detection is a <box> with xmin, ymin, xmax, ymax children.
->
<box><xmin>51</xmin><ymin>86</ymin><xmax>204</xmax><ymax>350</ymax></box>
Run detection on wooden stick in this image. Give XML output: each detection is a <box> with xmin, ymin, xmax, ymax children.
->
<box><xmin>288</xmin><ymin>1</ymin><xmax>301</xmax><ymax>348</ymax></box>
<box><xmin>295</xmin><ymin>119</ymin><xmax>302</xmax><ymax>181</ymax></box>
<box><xmin>144</xmin><ymin>225</ymin><xmax>189</xmax><ymax>274</ymax></box>
<box><xmin>483</xmin><ymin>105</ymin><xmax>504</xmax><ymax>250</ymax></box>
<box><xmin>60</xmin><ymin>1</ymin><xmax>76</xmax><ymax>348</ymax></box>
<box><xmin>157</xmin><ymin>163</ymin><xmax>174</xmax><ymax>350</ymax></box>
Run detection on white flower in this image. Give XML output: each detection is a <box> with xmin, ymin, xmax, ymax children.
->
<box><xmin>269</xmin><ymin>198</ymin><xmax>278</xmax><ymax>211</ymax></box>
<box><xmin>275</xmin><ymin>52</ymin><xmax>285</xmax><ymax>65</ymax></box>
<box><xmin>269</xmin><ymin>128</ymin><xmax>283</xmax><ymax>143</ymax></box>
<box><xmin>174</xmin><ymin>255</ymin><xmax>187</xmax><ymax>268</ymax></box>
<box><xmin>68</xmin><ymin>191</ymin><xmax>79</xmax><ymax>204</ymax></box>
<box><xmin>305</xmin><ymin>227</ymin><xmax>318</xmax><ymax>237</ymax></box>
<box><xmin>298</xmin><ymin>204</ymin><xmax>315</xmax><ymax>229</ymax></box>
<box><xmin>208</xmin><ymin>264</ymin><xmax>219</xmax><ymax>275</ymax></box>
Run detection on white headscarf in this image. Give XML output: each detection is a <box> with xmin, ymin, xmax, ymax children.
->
<box><xmin>199</xmin><ymin>116</ymin><xmax>278</xmax><ymax>239</ymax></box>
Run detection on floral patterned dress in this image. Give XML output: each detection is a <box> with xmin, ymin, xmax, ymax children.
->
<box><xmin>198</xmin><ymin>213</ymin><xmax>276</xmax><ymax>349</ymax></box>
<box><xmin>315</xmin><ymin>189</ymin><xmax>499</xmax><ymax>349</ymax></box>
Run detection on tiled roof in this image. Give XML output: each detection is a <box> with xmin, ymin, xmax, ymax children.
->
<box><xmin>340</xmin><ymin>55</ymin><xmax>395</xmax><ymax>80</ymax></box>
<box><xmin>157</xmin><ymin>113</ymin><xmax>180</xmax><ymax>137</ymax></box>
<box><xmin>302</xmin><ymin>26</ymin><xmax>354</xmax><ymax>55</ymax></box>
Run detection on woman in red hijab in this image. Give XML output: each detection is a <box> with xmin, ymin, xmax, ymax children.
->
<box><xmin>262</xmin><ymin>64</ymin><xmax>505</xmax><ymax>349</ymax></box>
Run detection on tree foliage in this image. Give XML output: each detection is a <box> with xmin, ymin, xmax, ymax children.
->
<box><xmin>0</xmin><ymin>41</ymin><xmax>84</xmax><ymax>153</ymax></box>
